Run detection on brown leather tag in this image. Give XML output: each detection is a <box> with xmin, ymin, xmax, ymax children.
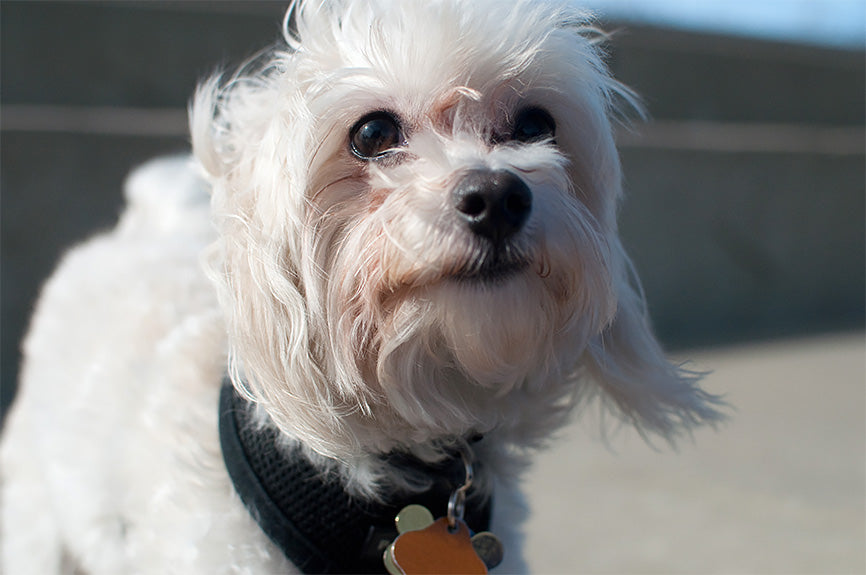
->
<box><xmin>391</xmin><ymin>517</ymin><xmax>488</xmax><ymax>574</ymax></box>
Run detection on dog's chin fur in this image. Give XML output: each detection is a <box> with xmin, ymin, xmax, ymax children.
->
<box><xmin>2</xmin><ymin>0</ymin><xmax>725</xmax><ymax>573</ymax></box>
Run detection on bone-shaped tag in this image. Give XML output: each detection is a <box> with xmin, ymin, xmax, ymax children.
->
<box><xmin>388</xmin><ymin>517</ymin><xmax>486</xmax><ymax>574</ymax></box>
<box><xmin>383</xmin><ymin>504</ymin><xmax>503</xmax><ymax>575</ymax></box>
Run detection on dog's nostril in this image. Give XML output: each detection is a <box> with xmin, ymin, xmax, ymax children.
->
<box><xmin>505</xmin><ymin>191</ymin><xmax>531</xmax><ymax>217</ymax></box>
<box><xmin>452</xmin><ymin>169</ymin><xmax>532</xmax><ymax>243</ymax></box>
<box><xmin>456</xmin><ymin>193</ymin><xmax>487</xmax><ymax>218</ymax></box>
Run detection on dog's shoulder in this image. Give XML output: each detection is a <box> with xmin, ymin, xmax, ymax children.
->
<box><xmin>21</xmin><ymin>154</ymin><xmax>219</xmax><ymax>374</ymax></box>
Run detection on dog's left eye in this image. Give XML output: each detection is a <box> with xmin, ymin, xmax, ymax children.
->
<box><xmin>511</xmin><ymin>108</ymin><xmax>556</xmax><ymax>143</ymax></box>
<box><xmin>350</xmin><ymin>112</ymin><xmax>403</xmax><ymax>160</ymax></box>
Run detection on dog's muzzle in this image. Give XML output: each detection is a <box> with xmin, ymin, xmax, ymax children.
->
<box><xmin>450</xmin><ymin>169</ymin><xmax>533</xmax><ymax>282</ymax></box>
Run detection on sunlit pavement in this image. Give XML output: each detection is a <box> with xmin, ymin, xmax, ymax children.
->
<box><xmin>524</xmin><ymin>332</ymin><xmax>865</xmax><ymax>574</ymax></box>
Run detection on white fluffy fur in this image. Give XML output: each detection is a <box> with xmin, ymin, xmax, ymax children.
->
<box><xmin>1</xmin><ymin>1</ymin><xmax>723</xmax><ymax>573</ymax></box>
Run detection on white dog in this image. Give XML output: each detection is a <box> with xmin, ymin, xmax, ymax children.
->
<box><xmin>1</xmin><ymin>0</ymin><xmax>723</xmax><ymax>573</ymax></box>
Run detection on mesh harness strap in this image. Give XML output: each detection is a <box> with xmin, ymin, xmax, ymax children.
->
<box><xmin>218</xmin><ymin>379</ymin><xmax>492</xmax><ymax>574</ymax></box>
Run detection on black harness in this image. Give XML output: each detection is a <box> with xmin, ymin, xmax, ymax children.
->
<box><xmin>218</xmin><ymin>381</ymin><xmax>492</xmax><ymax>574</ymax></box>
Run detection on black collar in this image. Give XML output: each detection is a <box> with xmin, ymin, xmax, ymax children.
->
<box><xmin>218</xmin><ymin>380</ymin><xmax>492</xmax><ymax>574</ymax></box>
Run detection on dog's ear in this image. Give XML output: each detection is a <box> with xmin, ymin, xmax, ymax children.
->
<box><xmin>189</xmin><ymin>75</ymin><xmax>224</xmax><ymax>179</ymax></box>
<box><xmin>583</xmin><ymin>237</ymin><xmax>726</xmax><ymax>442</ymax></box>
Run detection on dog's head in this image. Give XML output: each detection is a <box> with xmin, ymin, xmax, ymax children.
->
<box><xmin>192</xmin><ymin>0</ymin><xmax>722</xmax><ymax>460</ymax></box>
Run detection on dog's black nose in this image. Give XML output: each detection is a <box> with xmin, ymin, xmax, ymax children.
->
<box><xmin>452</xmin><ymin>169</ymin><xmax>532</xmax><ymax>243</ymax></box>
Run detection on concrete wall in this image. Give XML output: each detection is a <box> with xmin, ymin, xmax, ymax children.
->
<box><xmin>605</xmin><ymin>26</ymin><xmax>864</xmax><ymax>347</ymax></box>
<box><xmin>619</xmin><ymin>147</ymin><xmax>862</xmax><ymax>345</ymax></box>
<box><xmin>2</xmin><ymin>1</ymin><xmax>863</xmax><ymax>414</ymax></box>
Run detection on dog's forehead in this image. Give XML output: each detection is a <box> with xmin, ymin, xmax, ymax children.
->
<box><xmin>313</xmin><ymin>49</ymin><xmax>566</xmax><ymax>138</ymax></box>
<box><xmin>293</xmin><ymin>0</ymin><xmax>588</xmax><ymax>127</ymax></box>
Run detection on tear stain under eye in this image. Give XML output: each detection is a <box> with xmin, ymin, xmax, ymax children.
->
<box><xmin>365</xmin><ymin>187</ymin><xmax>391</xmax><ymax>213</ymax></box>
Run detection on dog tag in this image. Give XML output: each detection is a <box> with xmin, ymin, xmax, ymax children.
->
<box><xmin>384</xmin><ymin>543</ymin><xmax>402</xmax><ymax>575</ymax></box>
<box><xmin>395</xmin><ymin>504</ymin><xmax>434</xmax><ymax>534</ymax></box>
<box><xmin>471</xmin><ymin>531</ymin><xmax>504</xmax><ymax>570</ymax></box>
<box><xmin>384</xmin><ymin>506</ymin><xmax>491</xmax><ymax>574</ymax></box>
<box><xmin>390</xmin><ymin>517</ymin><xmax>487</xmax><ymax>574</ymax></box>
<box><xmin>384</xmin><ymin>505</ymin><xmax>437</xmax><ymax>575</ymax></box>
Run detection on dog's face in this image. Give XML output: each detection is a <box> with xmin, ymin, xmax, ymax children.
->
<box><xmin>194</xmin><ymin>0</ymin><xmax>719</xmax><ymax>459</ymax></box>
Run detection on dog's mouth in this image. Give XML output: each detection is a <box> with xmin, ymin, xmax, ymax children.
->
<box><xmin>449</xmin><ymin>244</ymin><xmax>532</xmax><ymax>283</ymax></box>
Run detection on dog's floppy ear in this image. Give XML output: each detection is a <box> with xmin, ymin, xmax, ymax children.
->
<box><xmin>189</xmin><ymin>66</ymin><xmax>343</xmax><ymax>451</ymax></box>
<box><xmin>583</xmin><ymin>237</ymin><xmax>726</xmax><ymax>442</ymax></box>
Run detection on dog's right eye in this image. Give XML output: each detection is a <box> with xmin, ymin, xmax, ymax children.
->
<box><xmin>511</xmin><ymin>107</ymin><xmax>556</xmax><ymax>144</ymax></box>
<box><xmin>350</xmin><ymin>112</ymin><xmax>403</xmax><ymax>160</ymax></box>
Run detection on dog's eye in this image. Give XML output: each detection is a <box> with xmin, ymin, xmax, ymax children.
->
<box><xmin>511</xmin><ymin>108</ymin><xmax>556</xmax><ymax>143</ymax></box>
<box><xmin>350</xmin><ymin>112</ymin><xmax>403</xmax><ymax>160</ymax></box>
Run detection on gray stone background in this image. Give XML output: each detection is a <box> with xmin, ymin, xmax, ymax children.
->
<box><xmin>1</xmin><ymin>1</ymin><xmax>864</xmax><ymax>417</ymax></box>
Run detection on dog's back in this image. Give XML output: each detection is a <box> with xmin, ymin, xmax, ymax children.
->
<box><xmin>1</xmin><ymin>157</ymin><xmax>289</xmax><ymax>573</ymax></box>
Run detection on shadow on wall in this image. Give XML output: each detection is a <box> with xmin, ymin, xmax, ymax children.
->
<box><xmin>1</xmin><ymin>1</ymin><xmax>864</xmax><ymax>417</ymax></box>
